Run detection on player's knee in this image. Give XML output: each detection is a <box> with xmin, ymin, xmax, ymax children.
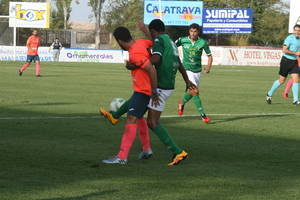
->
<box><xmin>126</xmin><ymin>114</ymin><xmax>137</xmax><ymax>124</ymax></box>
<box><xmin>147</xmin><ymin>119</ymin><xmax>157</xmax><ymax>129</ymax></box>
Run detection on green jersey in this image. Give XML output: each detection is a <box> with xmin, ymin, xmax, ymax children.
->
<box><xmin>153</xmin><ymin>34</ymin><xmax>179</xmax><ymax>90</ymax></box>
<box><xmin>175</xmin><ymin>36</ymin><xmax>211</xmax><ymax>73</ymax></box>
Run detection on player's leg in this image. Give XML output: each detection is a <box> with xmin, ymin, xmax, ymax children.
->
<box><xmin>190</xmin><ymin>72</ymin><xmax>211</xmax><ymax>123</ymax></box>
<box><xmin>35</xmin><ymin>57</ymin><xmax>41</xmax><ymax>76</ymax></box>
<box><xmin>137</xmin><ymin>117</ymin><xmax>152</xmax><ymax>159</ymax></box>
<box><xmin>282</xmin><ymin>79</ymin><xmax>293</xmax><ymax>99</ymax></box>
<box><xmin>178</xmin><ymin>70</ymin><xmax>194</xmax><ymax>116</ymax></box>
<box><xmin>266</xmin><ymin>57</ymin><xmax>289</xmax><ymax>104</ymax></box>
<box><xmin>102</xmin><ymin>92</ymin><xmax>150</xmax><ymax>164</ymax></box>
<box><xmin>111</xmin><ymin>100</ymin><xmax>129</xmax><ymax>119</ymax></box>
<box><xmin>99</xmin><ymin>99</ymin><xmax>129</xmax><ymax>125</ymax></box>
<box><xmin>290</xmin><ymin>73</ymin><xmax>300</xmax><ymax>104</ymax></box>
<box><xmin>19</xmin><ymin>56</ymin><xmax>32</xmax><ymax>76</ymax></box>
<box><xmin>148</xmin><ymin>89</ymin><xmax>187</xmax><ymax>166</ymax></box>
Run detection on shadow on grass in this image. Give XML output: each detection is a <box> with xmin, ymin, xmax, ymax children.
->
<box><xmin>0</xmin><ymin>106</ymin><xmax>300</xmax><ymax>199</ymax></box>
<box><xmin>209</xmin><ymin>114</ymin><xmax>291</xmax><ymax>124</ymax></box>
<box><xmin>39</xmin><ymin>190</ymin><xmax>118</xmax><ymax>200</ymax></box>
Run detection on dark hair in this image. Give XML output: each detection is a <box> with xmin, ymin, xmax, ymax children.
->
<box><xmin>189</xmin><ymin>23</ymin><xmax>200</xmax><ymax>31</ymax></box>
<box><xmin>149</xmin><ymin>19</ymin><xmax>165</xmax><ymax>32</ymax></box>
<box><xmin>113</xmin><ymin>26</ymin><xmax>132</xmax><ymax>42</ymax></box>
<box><xmin>55</xmin><ymin>38</ymin><xmax>59</xmax><ymax>40</ymax></box>
<box><xmin>294</xmin><ymin>24</ymin><xmax>300</xmax><ymax>29</ymax></box>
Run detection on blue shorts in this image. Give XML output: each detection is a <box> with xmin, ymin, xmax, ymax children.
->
<box><xmin>127</xmin><ymin>92</ymin><xmax>150</xmax><ymax>119</ymax></box>
<box><xmin>26</xmin><ymin>55</ymin><xmax>40</xmax><ymax>63</ymax></box>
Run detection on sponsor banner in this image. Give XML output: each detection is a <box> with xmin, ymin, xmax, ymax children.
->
<box><xmin>203</xmin><ymin>9</ymin><xmax>252</xmax><ymax>34</ymax></box>
<box><xmin>0</xmin><ymin>46</ymin><xmax>52</xmax><ymax>61</ymax></box>
<box><xmin>59</xmin><ymin>49</ymin><xmax>125</xmax><ymax>63</ymax></box>
<box><xmin>0</xmin><ymin>46</ymin><xmax>126</xmax><ymax>63</ymax></box>
<box><xmin>0</xmin><ymin>46</ymin><xmax>282</xmax><ymax>66</ymax></box>
<box><xmin>289</xmin><ymin>0</ymin><xmax>300</xmax><ymax>33</ymax></box>
<box><xmin>223</xmin><ymin>47</ymin><xmax>282</xmax><ymax>66</ymax></box>
<box><xmin>9</xmin><ymin>2</ymin><xmax>51</xmax><ymax>28</ymax></box>
<box><xmin>144</xmin><ymin>0</ymin><xmax>203</xmax><ymax>26</ymax></box>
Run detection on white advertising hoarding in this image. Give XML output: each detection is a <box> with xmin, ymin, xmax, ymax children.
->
<box><xmin>9</xmin><ymin>2</ymin><xmax>51</xmax><ymax>28</ymax></box>
<box><xmin>0</xmin><ymin>46</ymin><xmax>282</xmax><ymax>66</ymax></box>
<box><xmin>289</xmin><ymin>0</ymin><xmax>300</xmax><ymax>33</ymax></box>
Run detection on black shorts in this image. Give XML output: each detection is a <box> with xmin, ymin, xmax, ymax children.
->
<box><xmin>127</xmin><ymin>92</ymin><xmax>150</xmax><ymax>119</ymax></box>
<box><xmin>26</xmin><ymin>55</ymin><xmax>40</xmax><ymax>63</ymax></box>
<box><xmin>279</xmin><ymin>56</ymin><xmax>300</xmax><ymax>77</ymax></box>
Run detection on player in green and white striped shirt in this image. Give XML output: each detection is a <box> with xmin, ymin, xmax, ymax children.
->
<box><xmin>175</xmin><ymin>23</ymin><xmax>213</xmax><ymax>123</ymax></box>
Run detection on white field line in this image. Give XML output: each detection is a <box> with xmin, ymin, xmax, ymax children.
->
<box><xmin>0</xmin><ymin>113</ymin><xmax>298</xmax><ymax>120</ymax></box>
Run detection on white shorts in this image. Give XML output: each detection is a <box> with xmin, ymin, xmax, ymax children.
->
<box><xmin>148</xmin><ymin>89</ymin><xmax>174</xmax><ymax>112</ymax></box>
<box><xmin>187</xmin><ymin>70</ymin><xmax>201</xmax><ymax>86</ymax></box>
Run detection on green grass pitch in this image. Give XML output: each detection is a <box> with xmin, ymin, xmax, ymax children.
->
<box><xmin>0</xmin><ymin>61</ymin><xmax>300</xmax><ymax>200</ymax></box>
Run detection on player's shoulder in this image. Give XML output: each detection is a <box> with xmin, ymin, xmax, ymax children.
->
<box><xmin>285</xmin><ymin>34</ymin><xmax>295</xmax><ymax>40</ymax></box>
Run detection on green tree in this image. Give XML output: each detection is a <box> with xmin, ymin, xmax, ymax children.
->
<box><xmin>89</xmin><ymin>0</ymin><xmax>106</xmax><ymax>48</ymax></box>
<box><xmin>52</xmin><ymin>0</ymin><xmax>79</xmax><ymax>30</ymax></box>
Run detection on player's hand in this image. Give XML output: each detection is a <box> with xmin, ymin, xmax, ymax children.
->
<box><xmin>151</xmin><ymin>89</ymin><xmax>161</xmax><ymax>107</ymax></box>
<box><xmin>137</xmin><ymin>21</ymin><xmax>148</xmax><ymax>33</ymax></box>
<box><xmin>125</xmin><ymin>61</ymin><xmax>139</xmax><ymax>70</ymax></box>
<box><xmin>186</xmin><ymin>81</ymin><xmax>197</xmax><ymax>91</ymax></box>
<box><xmin>204</xmin><ymin>67</ymin><xmax>211</xmax><ymax>73</ymax></box>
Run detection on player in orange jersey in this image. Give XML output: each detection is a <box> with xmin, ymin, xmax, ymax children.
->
<box><xmin>18</xmin><ymin>30</ymin><xmax>42</xmax><ymax>77</ymax></box>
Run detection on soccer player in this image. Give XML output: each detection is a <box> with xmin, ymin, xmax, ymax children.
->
<box><xmin>282</xmin><ymin>56</ymin><xmax>300</xmax><ymax>98</ymax></box>
<box><xmin>101</xmin><ymin>26</ymin><xmax>159</xmax><ymax>165</ymax></box>
<box><xmin>140</xmin><ymin>19</ymin><xmax>196</xmax><ymax>166</ymax></box>
<box><xmin>18</xmin><ymin>30</ymin><xmax>41</xmax><ymax>77</ymax></box>
<box><xmin>266</xmin><ymin>24</ymin><xmax>300</xmax><ymax>105</ymax></box>
<box><xmin>175</xmin><ymin>23</ymin><xmax>213</xmax><ymax>123</ymax></box>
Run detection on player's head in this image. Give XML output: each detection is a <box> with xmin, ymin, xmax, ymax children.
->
<box><xmin>113</xmin><ymin>26</ymin><xmax>133</xmax><ymax>50</ymax></box>
<box><xmin>189</xmin><ymin>23</ymin><xmax>200</xmax><ymax>40</ymax></box>
<box><xmin>294</xmin><ymin>24</ymin><xmax>300</xmax><ymax>38</ymax></box>
<box><xmin>32</xmin><ymin>29</ymin><xmax>38</xmax><ymax>36</ymax></box>
<box><xmin>148</xmin><ymin>19</ymin><xmax>165</xmax><ymax>39</ymax></box>
<box><xmin>55</xmin><ymin>38</ymin><xmax>59</xmax><ymax>42</ymax></box>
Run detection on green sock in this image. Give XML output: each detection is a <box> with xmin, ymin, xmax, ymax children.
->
<box><xmin>192</xmin><ymin>95</ymin><xmax>205</xmax><ymax>115</ymax></box>
<box><xmin>111</xmin><ymin>100</ymin><xmax>129</xmax><ymax>119</ymax></box>
<box><xmin>153</xmin><ymin>124</ymin><xmax>182</xmax><ymax>155</ymax></box>
<box><xmin>182</xmin><ymin>92</ymin><xmax>193</xmax><ymax>105</ymax></box>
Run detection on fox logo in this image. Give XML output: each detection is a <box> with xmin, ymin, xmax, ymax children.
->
<box><xmin>15</xmin><ymin>4</ymin><xmax>46</xmax><ymax>21</ymax></box>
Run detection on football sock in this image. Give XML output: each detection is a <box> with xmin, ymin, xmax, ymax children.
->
<box><xmin>284</xmin><ymin>79</ymin><xmax>293</xmax><ymax>95</ymax></box>
<box><xmin>35</xmin><ymin>63</ymin><xmax>41</xmax><ymax>76</ymax></box>
<box><xmin>137</xmin><ymin>118</ymin><xmax>151</xmax><ymax>151</ymax></box>
<box><xmin>117</xmin><ymin>123</ymin><xmax>137</xmax><ymax>159</ymax></box>
<box><xmin>152</xmin><ymin>124</ymin><xmax>182</xmax><ymax>155</ymax></box>
<box><xmin>20</xmin><ymin>63</ymin><xmax>30</xmax><ymax>72</ymax></box>
<box><xmin>267</xmin><ymin>80</ymin><xmax>281</xmax><ymax>96</ymax></box>
<box><xmin>182</xmin><ymin>92</ymin><xmax>193</xmax><ymax>105</ymax></box>
<box><xmin>111</xmin><ymin>100</ymin><xmax>129</xmax><ymax>119</ymax></box>
<box><xmin>192</xmin><ymin>95</ymin><xmax>205</xmax><ymax>115</ymax></box>
<box><xmin>292</xmin><ymin>82</ymin><xmax>299</xmax><ymax>102</ymax></box>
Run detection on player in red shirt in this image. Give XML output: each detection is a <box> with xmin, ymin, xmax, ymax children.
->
<box><xmin>101</xmin><ymin>27</ymin><xmax>159</xmax><ymax>164</ymax></box>
<box><xmin>18</xmin><ymin>30</ymin><xmax>42</xmax><ymax>77</ymax></box>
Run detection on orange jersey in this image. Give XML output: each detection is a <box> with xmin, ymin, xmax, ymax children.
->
<box><xmin>26</xmin><ymin>35</ymin><xmax>40</xmax><ymax>55</ymax></box>
<box><xmin>128</xmin><ymin>39</ymin><xmax>153</xmax><ymax>96</ymax></box>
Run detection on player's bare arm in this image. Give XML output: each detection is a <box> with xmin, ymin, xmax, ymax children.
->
<box><xmin>125</xmin><ymin>61</ymin><xmax>139</xmax><ymax>70</ymax></box>
<box><xmin>204</xmin><ymin>55</ymin><xmax>213</xmax><ymax>73</ymax></box>
<box><xmin>150</xmin><ymin>54</ymin><xmax>161</xmax><ymax>66</ymax></box>
<box><xmin>282</xmin><ymin>45</ymin><xmax>300</xmax><ymax>56</ymax></box>
<box><xmin>137</xmin><ymin>21</ymin><xmax>152</xmax><ymax>40</ymax></box>
<box><xmin>142</xmin><ymin>63</ymin><xmax>160</xmax><ymax>107</ymax></box>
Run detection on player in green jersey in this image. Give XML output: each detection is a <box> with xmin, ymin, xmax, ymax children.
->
<box><xmin>175</xmin><ymin>23</ymin><xmax>213</xmax><ymax>123</ymax></box>
<box><xmin>139</xmin><ymin>19</ymin><xmax>196</xmax><ymax>166</ymax></box>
